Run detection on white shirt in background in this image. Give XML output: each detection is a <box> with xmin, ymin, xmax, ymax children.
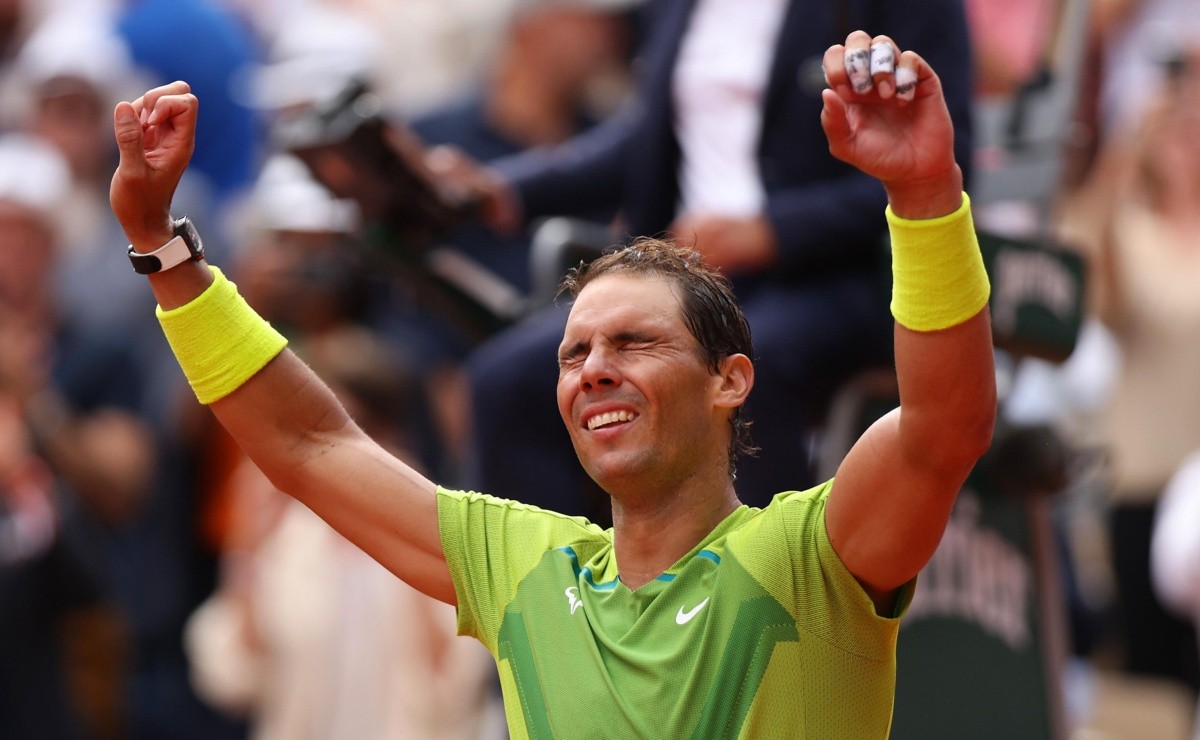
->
<box><xmin>672</xmin><ymin>0</ymin><xmax>789</xmax><ymax>217</ymax></box>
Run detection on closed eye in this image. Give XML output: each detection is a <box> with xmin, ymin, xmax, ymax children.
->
<box><xmin>613</xmin><ymin>331</ymin><xmax>656</xmax><ymax>350</ymax></box>
<box><xmin>558</xmin><ymin>341</ymin><xmax>587</xmax><ymax>369</ymax></box>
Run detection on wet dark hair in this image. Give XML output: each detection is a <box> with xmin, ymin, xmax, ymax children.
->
<box><xmin>559</xmin><ymin>236</ymin><xmax>758</xmax><ymax>477</ymax></box>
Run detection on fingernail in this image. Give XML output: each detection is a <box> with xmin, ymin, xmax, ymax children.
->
<box><xmin>116</xmin><ymin>106</ymin><xmax>135</xmax><ymax>124</ymax></box>
<box><xmin>845</xmin><ymin>49</ymin><xmax>872</xmax><ymax>93</ymax></box>
<box><xmin>895</xmin><ymin>67</ymin><xmax>917</xmax><ymax>101</ymax></box>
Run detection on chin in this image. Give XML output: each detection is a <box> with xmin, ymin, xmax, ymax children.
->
<box><xmin>582</xmin><ymin>451</ymin><xmax>657</xmax><ymax>492</ymax></box>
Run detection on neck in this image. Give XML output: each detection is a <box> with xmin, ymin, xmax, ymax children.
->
<box><xmin>610</xmin><ymin>476</ymin><xmax>740</xmax><ymax>590</ymax></box>
<box><xmin>485</xmin><ymin>59</ymin><xmax>577</xmax><ymax>148</ymax></box>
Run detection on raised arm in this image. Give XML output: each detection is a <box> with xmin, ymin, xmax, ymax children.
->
<box><xmin>110</xmin><ymin>82</ymin><xmax>454</xmax><ymax>604</ymax></box>
<box><xmin>819</xmin><ymin>33</ymin><xmax>997</xmax><ymax>611</ymax></box>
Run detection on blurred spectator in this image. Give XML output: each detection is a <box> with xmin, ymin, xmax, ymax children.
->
<box><xmin>0</xmin><ymin>134</ymin><xmax>138</xmax><ymax>739</ymax></box>
<box><xmin>241</xmin><ymin>1</ymin><xmax>637</xmax><ymax>482</ymax></box>
<box><xmin>0</xmin><ymin>132</ymin><xmax>243</xmax><ymax>739</ymax></box>
<box><xmin>230</xmin><ymin>0</ymin><xmax>521</xmax><ymax>118</ymax></box>
<box><xmin>1058</xmin><ymin>41</ymin><xmax>1200</xmax><ymax>695</ymax></box>
<box><xmin>1153</xmin><ymin>451</ymin><xmax>1200</xmax><ymax>739</ymax></box>
<box><xmin>186</xmin><ymin>328</ymin><xmax>497</xmax><ymax>740</ymax></box>
<box><xmin>1094</xmin><ymin>0</ymin><xmax>1200</xmax><ymax>137</ymax></box>
<box><xmin>456</xmin><ymin>0</ymin><xmax>974</xmax><ymax>515</ymax></box>
<box><xmin>0</xmin><ymin>393</ymin><xmax>121</xmax><ymax>740</ymax></box>
<box><xmin>0</xmin><ymin>134</ymin><xmax>151</xmax><ymax>525</ymax></box>
<box><xmin>964</xmin><ymin>0</ymin><xmax>1057</xmax><ymax>97</ymax></box>
<box><xmin>412</xmin><ymin>0</ymin><xmax>635</xmax><ymax>294</ymax></box>
<box><xmin>7</xmin><ymin>10</ymin><xmax>160</xmax><ymax>336</ymax></box>
<box><xmin>369</xmin><ymin>0</ymin><xmax>635</xmax><ymax>482</ymax></box>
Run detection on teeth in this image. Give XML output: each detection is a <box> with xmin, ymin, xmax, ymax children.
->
<box><xmin>586</xmin><ymin>410</ymin><xmax>637</xmax><ymax>431</ymax></box>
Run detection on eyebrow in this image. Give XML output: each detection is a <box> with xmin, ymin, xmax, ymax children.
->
<box><xmin>558</xmin><ymin>340</ymin><xmax>587</xmax><ymax>364</ymax></box>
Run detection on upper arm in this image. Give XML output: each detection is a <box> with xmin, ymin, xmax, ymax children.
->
<box><xmin>825</xmin><ymin>311</ymin><xmax>995</xmax><ymax>607</ymax></box>
<box><xmin>211</xmin><ymin>350</ymin><xmax>455</xmax><ymax>605</ymax></box>
<box><xmin>287</xmin><ymin>429</ymin><xmax>455</xmax><ymax>605</ymax></box>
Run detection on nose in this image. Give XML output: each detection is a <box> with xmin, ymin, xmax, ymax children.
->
<box><xmin>579</xmin><ymin>346</ymin><xmax>621</xmax><ymax>392</ymax></box>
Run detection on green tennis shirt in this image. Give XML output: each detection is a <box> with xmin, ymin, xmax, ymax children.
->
<box><xmin>437</xmin><ymin>480</ymin><xmax>910</xmax><ymax>739</ymax></box>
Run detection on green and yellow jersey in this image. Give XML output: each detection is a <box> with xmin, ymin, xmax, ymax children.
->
<box><xmin>437</xmin><ymin>480</ymin><xmax>910</xmax><ymax>739</ymax></box>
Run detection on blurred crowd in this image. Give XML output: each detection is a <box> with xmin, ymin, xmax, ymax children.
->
<box><xmin>0</xmin><ymin>0</ymin><xmax>1198</xmax><ymax>738</ymax></box>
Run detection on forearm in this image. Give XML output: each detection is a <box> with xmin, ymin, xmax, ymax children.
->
<box><xmin>827</xmin><ymin>187</ymin><xmax>995</xmax><ymax>597</ymax></box>
<box><xmin>209</xmin><ymin>349</ymin><xmax>357</xmax><ymax>493</ymax></box>
<box><xmin>887</xmin><ymin>174</ymin><xmax>996</xmax><ymax>469</ymax></box>
<box><xmin>147</xmin><ymin>262</ymin><xmax>381</xmax><ymax>492</ymax></box>
<box><xmin>153</xmin><ymin>265</ymin><xmax>451</xmax><ymax>601</ymax></box>
<box><xmin>894</xmin><ymin>313</ymin><xmax>995</xmax><ymax>472</ymax></box>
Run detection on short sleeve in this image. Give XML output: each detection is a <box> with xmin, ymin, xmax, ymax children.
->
<box><xmin>729</xmin><ymin>481</ymin><xmax>907</xmax><ymax>660</ymax></box>
<box><xmin>436</xmin><ymin>487</ymin><xmax>605</xmax><ymax>654</ymax></box>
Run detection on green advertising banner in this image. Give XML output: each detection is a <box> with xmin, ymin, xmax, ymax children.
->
<box><xmin>890</xmin><ymin>468</ymin><xmax>1066</xmax><ymax>739</ymax></box>
<box><xmin>978</xmin><ymin>230</ymin><xmax>1086</xmax><ymax>363</ymax></box>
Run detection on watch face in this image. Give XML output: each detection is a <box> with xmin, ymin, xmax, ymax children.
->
<box><xmin>174</xmin><ymin>217</ymin><xmax>205</xmax><ymax>258</ymax></box>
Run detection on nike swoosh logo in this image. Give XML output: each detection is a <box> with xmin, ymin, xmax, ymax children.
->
<box><xmin>676</xmin><ymin>597</ymin><xmax>710</xmax><ymax>625</ymax></box>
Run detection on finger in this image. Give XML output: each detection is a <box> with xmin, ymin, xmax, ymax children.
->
<box><xmin>843</xmin><ymin>30</ymin><xmax>874</xmax><ymax>95</ymax></box>
<box><xmin>870</xmin><ymin>36</ymin><xmax>899</xmax><ymax>98</ymax></box>
<box><xmin>113</xmin><ymin>101</ymin><xmax>146</xmax><ymax>174</ymax></box>
<box><xmin>819</xmin><ymin>88</ymin><xmax>852</xmax><ymax>162</ymax></box>
<box><xmin>146</xmin><ymin>93</ymin><xmax>199</xmax><ymax>132</ymax></box>
<box><xmin>822</xmin><ymin>44</ymin><xmax>852</xmax><ymax>99</ymax></box>
<box><xmin>895</xmin><ymin>50</ymin><xmax>928</xmax><ymax>103</ymax></box>
<box><xmin>138</xmin><ymin>80</ymin><xmax>192</xmax><ymax>124</ymax></box>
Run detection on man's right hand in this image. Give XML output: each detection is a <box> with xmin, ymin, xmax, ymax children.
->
<box><xmin>110</xmin><ymin>81</ymin><xmax>198</xmax><ymax>252</ymax></box>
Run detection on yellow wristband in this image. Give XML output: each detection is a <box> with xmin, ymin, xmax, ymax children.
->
<box><xmin>887</xmin><ymin>192</ymin><xmax>990</xmax><ymax>332</ymax></box>
<box><xmin>156</xmin><ymin>266</ymin><xmax>288</xmax><ymax>404</ymax></box>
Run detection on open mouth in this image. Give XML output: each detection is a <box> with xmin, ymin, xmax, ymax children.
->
<box><xmin>585</xmin><ymin>409</ymin><xmax>639</xmax><ymax>431</ymax></box>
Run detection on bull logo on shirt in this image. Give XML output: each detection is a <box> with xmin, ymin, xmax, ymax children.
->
<box><xmin>565</xmin><ymin>587</ymin><xmax>583</xmax><ymax>615</ymax></box>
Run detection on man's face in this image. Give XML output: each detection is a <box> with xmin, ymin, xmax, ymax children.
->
<box><xmin>557</xmin><ymin>273</ymin><xmax>730</xmax><ymax>494</ymax></box>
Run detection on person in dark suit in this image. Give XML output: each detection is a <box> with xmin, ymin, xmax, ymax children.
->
<box><xmin>464</xmin><ymin>0</ymin><xmax>974</xmax><ymax>514</ymax></box>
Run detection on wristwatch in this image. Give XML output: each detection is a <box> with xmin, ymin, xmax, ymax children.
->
<box><xmin>127</xmin><ymin>216</ymin><xmax>205</xmax><ymax>274</ymax></box>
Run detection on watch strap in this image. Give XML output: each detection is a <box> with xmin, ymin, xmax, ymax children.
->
<box><xmin>127</xmin><ymin>235</ymin><xmax>193</xmax><ymax>274</ymax></box>
<box><xmin>127</xmin><ymin>217</ymin><xmax>205</xmax><ymax>274</ymax></box>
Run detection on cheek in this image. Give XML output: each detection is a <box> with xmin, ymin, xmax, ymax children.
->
<box><xmin>556</xmin><ymin>377</ymin><xmax>575</xmax><ymax>425</ymax></box>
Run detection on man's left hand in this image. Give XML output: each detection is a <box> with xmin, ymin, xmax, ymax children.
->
<box><xmin>821</xmin><ymin>31</ymin><xmax>962</xmax><ymax>218</ymax></box>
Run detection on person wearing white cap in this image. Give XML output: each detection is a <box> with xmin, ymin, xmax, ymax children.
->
<box><xmin>0</xmin><ymin>134</ymin><xmax>71</xmax><ymax>327</ymax></box>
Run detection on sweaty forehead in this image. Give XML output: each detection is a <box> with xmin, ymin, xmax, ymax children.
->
<box><xmin>564</xmin><ymin>273</ymin><xmax>685</xmax><ymax>335</ymax></box>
